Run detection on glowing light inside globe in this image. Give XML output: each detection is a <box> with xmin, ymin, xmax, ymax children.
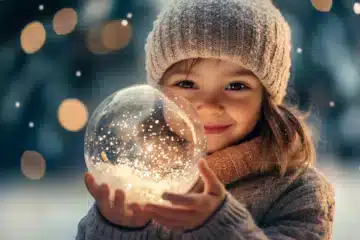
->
<box><xmin>84</xmin><ymin>84</ymin><xmax>206</xmax><ymax>204</ymax></box>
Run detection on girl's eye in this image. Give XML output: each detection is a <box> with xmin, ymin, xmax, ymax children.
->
<box><xmin>174</xmin><ymin>80</ymin><xmax>196</xmax><ymax>89</ymax></box>
<box><xmin>225</xmin><ymin>82</ymin><xmax>249</xmax><ymax>91</ymax></box>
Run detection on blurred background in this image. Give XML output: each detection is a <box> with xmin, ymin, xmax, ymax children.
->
<box><xmin>0</xmin><ymin>0</ymin><xmax>359</xmax><ymax>239</ymax></box>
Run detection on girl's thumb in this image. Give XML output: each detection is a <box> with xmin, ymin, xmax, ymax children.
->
<box><xmin>198</xmin><ymin>159</ymin><xmax>223</xmax><ymax>196</ymax></box>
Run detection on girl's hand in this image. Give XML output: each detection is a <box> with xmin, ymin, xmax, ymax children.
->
<box><xmin>143</xmin><ymin>159</ymin><xmax>226</xmax><ymax>232</ymax></box>
<box><xmin>84</xmin><ymin>173</ymin><xmax>151</xmax><ymax>228</ymax></box>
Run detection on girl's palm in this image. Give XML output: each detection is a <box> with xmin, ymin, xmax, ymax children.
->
<box><xmin>84</xmin><ymin>173</ymin><xmax>151</xmax><ymax>228</ymax></box>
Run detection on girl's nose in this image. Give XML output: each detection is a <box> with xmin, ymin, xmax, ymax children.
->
<box><xmin>194</xmin><ymin>101</ymin><xmax>225</xmax><ymax>116</ymax></box>
<box><xmin>187</xmin><ymin>89</ymin><xmax>225</xmax><ymax>115</ymax></box>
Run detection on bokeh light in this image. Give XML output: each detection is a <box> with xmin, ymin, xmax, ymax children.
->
<box><xmin>297</xmin><ymin>47</ymin><xmax>303</xmax><ymax>54</ymax></box>
<box><xmin>101</xmin><ymin>20</ymin><xmax>132</xmax><ymax>51</ymax></box>
<box><xmin>29</xmin><ymin>122</ymin><xmax>34</xmax><ymax>128</ymax></box>
<box><xmin>53</xmin><ymin>8</ymin><xmax>78</xmax><ymax>35</ymax></box>
<box><xmin>87</xmin><ymin>19</ymin><xmax>132</xmax><ymax>54</ymax></box>
<box><xmin>58</xmin><ymin>99</ymin><xmax>88</xmax><ymax>132</ymax></box>
<box><xmin>127</xmin><ymin>12</ymin><xmax>133</xmax><ymax>19</ymax></box>
<box><xmin>15</xmin><ymin>102</ymin><xmax>20</xmax><ymax>108</ymax></box>
<box><xmin>76</xmin><ymin>70</ymin><xmax>82</xmax><ymax>77</ymax></box>
<box><xmin>311</xmin><ymin>0</ymin><xmax>333</xmax><ymax>12</ymax></box>
<box><xmin>330</xmin><ymin>101</ymin><xmax>335</xmax><ymax>107</ymax></box>
<box><xmin>21</xmin><ymin>151</ymin><xmax>46</xmax><ymax>180</ymax></box>
<box><xmin>354</xmin><ymin>3</ymin><xmax>360</xmax><ymax>15</ymax></box>
<box><xmin>87</xmin><ymin>25</ymin><xmax>111</xmax><ymax>54</ymax></box>
<box><xmin>39</xmin><ymin>5</ymin><xmax>44</xmax><ymax>11</ymax></box>
<box><xmin>20</xmin><ymin>21</ymin><xmax>46</xmax><ymax>54</ymax></box>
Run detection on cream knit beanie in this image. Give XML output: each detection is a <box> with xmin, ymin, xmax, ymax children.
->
<box><xmin>145</xmin><ymin>0</ymin><xmax>292</xmax><ymax>105</ymax></box>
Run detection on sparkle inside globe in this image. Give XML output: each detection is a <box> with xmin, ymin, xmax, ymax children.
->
<box><xmin>84</xmin><ymin>84</ymin><xmax>206</xmax><ymax>204</ymax></box>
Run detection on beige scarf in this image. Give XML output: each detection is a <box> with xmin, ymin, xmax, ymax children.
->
<box><xmin>189</xmin><ymin>137</ymin><xmax>275</xmax><ymax>193</ymax></box>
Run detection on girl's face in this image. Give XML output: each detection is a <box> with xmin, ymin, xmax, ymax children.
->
<box><xmin>161</xmin><ymin>58</ymin><xmax>263</xmax><ymax>154</ymax></box>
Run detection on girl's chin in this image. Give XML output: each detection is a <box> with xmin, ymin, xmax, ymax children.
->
<box><xmin>205</xmin><ymin>141</ymin><xmax>224</xmax><ymax>155</ymax></box>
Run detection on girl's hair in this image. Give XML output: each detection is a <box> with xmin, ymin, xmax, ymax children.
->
<box><xmin>159</xmin><ymin>58</ymin><xmax>317</xmax><ymax>177</ymax></box>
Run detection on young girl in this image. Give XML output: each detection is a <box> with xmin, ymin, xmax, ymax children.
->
<box><xmin>76</xmin><ymin>0</ymin><xmax>335</xmax><ymax>239</ymax></box>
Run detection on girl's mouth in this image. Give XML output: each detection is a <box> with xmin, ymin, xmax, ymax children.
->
<box><xmin>203</xmin><ymin>124</ymin><xmax>232</xmax><ymax>134</ymax></box>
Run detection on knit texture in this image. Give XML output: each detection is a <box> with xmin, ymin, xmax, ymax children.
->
<box><xmin>76</xmin><ymin>167</ymin><xmax>335</xmax><ymax>240</ymax></box>
<box><xmin>145</xmin><ymin>0</ymin><xmax>292</xmax><ymax>104</ymax></box>
<box><xmin>188</xmin><ymin>136</ymin><xmax>268</xmax><ymax>193</ymax></box>
<box><xmin>76</xmin><ymin>138</ymin><xmax>335</xmax><ymax>239</ymax></box>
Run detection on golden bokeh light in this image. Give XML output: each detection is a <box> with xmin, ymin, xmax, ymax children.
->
<box><xmin>53</xmin><ymin>8</ymin><xmax>78</xmax><ymax>35</ymax></box>
<box><xmin>21</xmin><ymin>151</ymin><xmax>46</xmax><ymax>180</ymax></box>
<box><xmin>20</xmin><ymin>21</ymin><xmax>46</xmax><ymax>54</ymax></box>
<box><xmin>87</xmin><ymin>20</ymin><xmax>132</xmax><ymax>54</ymax></box>
<box><xmin>58</xmin><ymin>99</ymin><xmax>88</xmax><ymax>132</ymax></box>
<box><xmin>311</xmin><ymin>0</ymin><xmax>333</xmax><ymax>12</ymax></box>
<box><xmin>87</xmin><ymin>25</ymin><xmax>111</xmax><ymax>54</ymax></box>
<box><xmin>101</xmin><ymin>20</ymin><xmax>132</xmax><ymax>51</ymax></box>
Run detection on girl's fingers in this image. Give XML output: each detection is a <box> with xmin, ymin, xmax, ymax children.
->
<box><xmin>128</xmin><ymin>203</ymin><xmax>150</xmax><ymax>225</ymax></box>
<box><xmin>84</xmin><ymin>172</ymin><xmax>98</xmax><ymax>199</ymax></box>
<box><xmin>162</xmin><ymin>192</ymin><xmax>200</xmax><ymax>207</ymax></box>
<box><xmin>198</xmin><ymin>159</ymin><xmax>223</xmax><ymax>196</ymax></box>
<box><xmin>114</xmin><ymin>189</ymin><xmax>125</xmax><ymax>210</ymax></box>
<box><xmin>97</xmin><ymin>184</ymin><xmax>111</xmax><ymax>215</ymax></box>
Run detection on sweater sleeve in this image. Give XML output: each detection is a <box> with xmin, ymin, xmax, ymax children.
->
<box><xmin>181</xmin><ymin>172</ymin><xmax>335</xmax><ymax>240</ymax></box>
<box><xmin>75</xmin><ymin>204</ymin><xmax>161</xmax><ymax>240</ymax></box>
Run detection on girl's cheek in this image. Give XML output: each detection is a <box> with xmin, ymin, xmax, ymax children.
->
<box><xmin>224</xmin><ymin>97</ymin><xmax>256</xmax><ymax>109</ymax></box>
<box><xmin>227</xmin><ymin>99</ymin><xmax>261</xmax><ymax>118</ymax></box>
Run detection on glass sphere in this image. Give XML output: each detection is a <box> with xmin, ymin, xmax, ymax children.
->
<box><xmin>84</xmin><ymin>84</ymin><xmax>206</xmax><ymax>205</ymax></box>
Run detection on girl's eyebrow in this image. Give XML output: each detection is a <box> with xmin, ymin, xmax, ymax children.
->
<box><xmin>222</xmin><ymin>68</ymin><xmax>255</xmax><ymax>77</ymax></box>
<box><xmin>167</xmin><ymin>68</ymin><xmax>201</xmax><ymax>78</ymax></box>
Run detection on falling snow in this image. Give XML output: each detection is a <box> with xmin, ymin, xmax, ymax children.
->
<box><xmin>121</xmin><ymin>20</ymin><xmax>128</xmax><ymax>26</ymax></box>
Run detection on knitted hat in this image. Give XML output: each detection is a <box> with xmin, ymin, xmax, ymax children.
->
<box><xmin>145</xmin><ymin>0</ymin><xmax>292</xmax><ymax>105</ymax></box>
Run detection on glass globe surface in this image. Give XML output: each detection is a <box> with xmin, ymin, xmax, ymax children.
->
<box><xmin>84</xmin><ymin>84</ymin><xmax>206</xmax><ymax>205</ymax></box>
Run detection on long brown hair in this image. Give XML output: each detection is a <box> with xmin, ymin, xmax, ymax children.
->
<box><xmin>159</xmin><ymin>58</ymin><xmax>317</xmax><ymax>177</ymax></box>
<box><xmin>259</xmin><ymin>90</ymin><xmax>316</xmax><ymax>176</ymax></box>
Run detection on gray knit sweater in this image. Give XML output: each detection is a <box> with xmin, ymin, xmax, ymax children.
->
<box><xmin>76</xmin><ymin>166</ymin><xmax>335</xmax><ymax>239</ymax></box>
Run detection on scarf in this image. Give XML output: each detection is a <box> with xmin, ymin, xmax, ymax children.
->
<box><xmin>189</xmin><ymin>136</ymin><xmax>275</xmax><ymax>193</ymax></box>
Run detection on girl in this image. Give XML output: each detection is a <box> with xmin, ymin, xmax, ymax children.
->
<box><xmin>76</xmin><ymin>0</ymin><xmax>335</xmax><ymax>239</ymax></box>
